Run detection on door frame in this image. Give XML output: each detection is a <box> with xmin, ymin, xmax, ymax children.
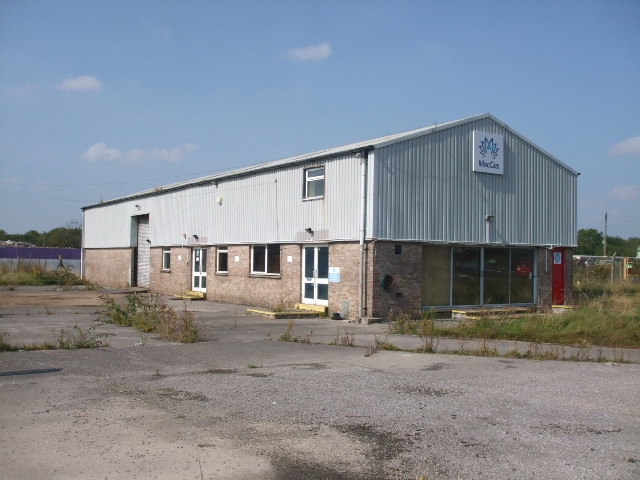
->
<box><xmin>192</xmin><ymin>247</ymin><xmax>207</xmax><ymax>293</ymax></box>
<box><xmin>301</xmin><ymin>245</ymin><xmax>329</xmax><ymax>306</ymax></box>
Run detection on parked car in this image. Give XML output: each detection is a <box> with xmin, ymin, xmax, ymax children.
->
<box><xmin>513</xmin><ymin>260</ymin><xmax>533</xmax><ymax>278</ymax></box>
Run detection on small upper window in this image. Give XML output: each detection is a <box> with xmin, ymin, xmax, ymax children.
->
<box><xmin>162</xmin><ymin>247</ymin><xmax>171</xmax><ymax>270</ymax></box>
<box><xmin>305</xmin><ymin>166</ymin><xmax>325</xmax><ymax>199</ymax></box>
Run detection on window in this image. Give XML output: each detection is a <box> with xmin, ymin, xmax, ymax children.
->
<box><xmin>162</xmin><ymin>247</ymin><xmax>171</xmax><ymax>271</ymax></box>
<box><xmin>304</xmin><ymin>166</ymin><xmax>325</xmax><ymax>199</ymax></box>
<box><xmin>251</xmin><ymin>244</ymin><xmax>280</xmax><ymax>274</ymax></box>
<box><xmin>217</xmin><ymin>246</ymin><xmax>228</xmax><ymax>273</ymax></box>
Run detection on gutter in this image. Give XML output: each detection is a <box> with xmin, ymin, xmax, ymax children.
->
<box><xmin>358</xmin><ymin>147</ymin><xmax>372</xmax><ymax>318</ymax></box>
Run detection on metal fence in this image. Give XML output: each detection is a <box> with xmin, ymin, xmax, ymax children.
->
<box><xmin>0</xmin><ymin>247</ymin><xmax>81</xmax><ymax>273</ymax></box>
<box><xmin>574</xmin><ymin>255</ymin><xmax>639</xmax><ymax>283</ymax></box>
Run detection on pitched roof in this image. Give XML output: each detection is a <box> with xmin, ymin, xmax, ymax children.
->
<box><xmin>83</xmin><ymin>113</ymin><xmax>577</xmax><ymax>209</ymax></box>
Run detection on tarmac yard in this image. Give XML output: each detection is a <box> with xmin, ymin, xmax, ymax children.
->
<box><xmin>1</xmin><ymin>287</ymin><xmax>639</xmax><ymax>479</ymax></box>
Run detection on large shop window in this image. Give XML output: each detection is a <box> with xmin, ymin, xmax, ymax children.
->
<box><xmin>304</xmin><ymin>166</ymin><xmax>325</xmax><ymax>199</ymax></box>
<box><xmin>422</xmin><ymin>246</ymin><xmax>535</xmax><ymax>307</ymax></box>
<box><xmin>251</xmin><ymin>244</ymin><xmax>281</xmax><ymax>275</ymax></box>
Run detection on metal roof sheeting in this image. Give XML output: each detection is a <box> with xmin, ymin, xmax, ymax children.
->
<box><xmin>82</xmin><ymin>114</ymin><xmax>578</xmax><ymax>248</ymax></box>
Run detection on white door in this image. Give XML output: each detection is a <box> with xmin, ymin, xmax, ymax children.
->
<box><xmin>302</xmin><ymin>246</ymin><xmax>329</xmax><ymax>306</ymax></box>
<box><xmin>192</xmin><ymin>248</ymin><xmax>207</xmax><ymax>293</ymax></box>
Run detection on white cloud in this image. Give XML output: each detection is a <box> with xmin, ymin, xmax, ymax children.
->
<box><xmin>58</xmin><ymin>76</ymin><xmax>102</xmax><ymax>92</ymax></box>
<box><xmin>607</xmin><ymin>185</ymin><xmax>638</xmax><ymax>201</ymax></box>
<box><xmin>82</xmin><ymin>143</ymin><xmax>197</xmax><ymax>163</ymax></box>
<box><xmin>609</xmin><ymin>136</ymin><xmax>640</xmax><ymax>156</ymax></box>
<box><xmin>284</xmin><ymin>42</ymin><xmax>331</xmax><ymax>61</ymax></box>
<box><xmin>82</xmin><ymin>143</ymin><xmax>121</xmax><ymax>161</ymax></box>
<box><xmin>3</xmin><ymin>84</ymin><xmax>36</xmax><ymax>97</ymax></box>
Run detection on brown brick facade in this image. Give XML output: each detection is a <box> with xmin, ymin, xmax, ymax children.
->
<box><xmin>84</xmin><ymin>243</ymin><xmax>572</xmax><ymax>317</ymax></box>
<box><xmin>83</xmin><ymin>248</ymin><xmax>133</xmax><ymax>288</ymax></box>
<box><xmin>370</xmin><ymin>241</ymin><xmax>423</xmax><ymax>318</ymax></box>
<box><xmin>150</xmin><ymin>247</ymin><xmax>192</xmax><ymax>296</ymax></box>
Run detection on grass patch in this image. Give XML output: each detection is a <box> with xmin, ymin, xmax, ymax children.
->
<box><xmin>100</xmin><ymin>293</ymin><xmax>198</xmax><ymax>343</ymax></box>
<box><xmin>386</xmin><ymin>282</ymin><xmax>639</xmax><ymax>350</ymax></box>
<box><xmin>0</xmin><ymin>326</ymin><xmax>110</xmax><ymax>352</ymax></box>
<box><xmin>0</xmin><ymin>263</ymin><xmax>94</xmax><ymax>289</ymax></box>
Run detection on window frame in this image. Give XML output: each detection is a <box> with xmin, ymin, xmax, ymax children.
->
<box><xmin>217</xmin><ymin>246</ymin><xmax>229</xmax><ymax>274</ymax></box>
<box><xmin>304</xmin><ymin>166</ymin><xmax>325</xmax><ymax>200</ymax></box>
<box><xmin>250</xmin><ymin>244</ymin><xmax>281</xmax><ymax>275</ymax></box>
<box><xmin>162</xmin><ymin>247</ymin><xmax>171</xmax><ymax>271</ymax></box>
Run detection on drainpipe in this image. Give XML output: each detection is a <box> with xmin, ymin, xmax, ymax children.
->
<box><xmin>81</xmin><ymin>209</ymin><xmax>85</xmax><ymax>279</ymax></box>
<box><xmin>358</xmin><ymin>149</ymin><xmax>370</xmax><ymax>318</ymax></box>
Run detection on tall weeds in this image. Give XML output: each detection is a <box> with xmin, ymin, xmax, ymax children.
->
<box><xmin>100</xmin><ymin>293</ymin><xmax>198</xmax><ymax>343</ymax></box>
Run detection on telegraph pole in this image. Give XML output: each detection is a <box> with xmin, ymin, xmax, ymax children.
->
<box><xmin>603</xmin><ymin>212</ymin><xmax>607</xmax><ymax>256</ymax></box>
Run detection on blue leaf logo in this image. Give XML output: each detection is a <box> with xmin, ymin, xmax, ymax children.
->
<box><xmin>479</xmin><ymin>137</ymin><xmax>499</xmax><ymax>159</ymax></box>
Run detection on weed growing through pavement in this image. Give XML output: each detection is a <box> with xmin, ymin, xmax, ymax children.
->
<box><xmin>0</xmin><ymin>326</ymin><xmax>111</xmax><ymax>352</ymax></box>
<box><xmin>100</xmin><ymin>293</ymin><xmax>198</xmax><ymax>343</ymax></box>
<box><xmin>277</xmin><ymin>320</ymin><xmax>313</xmax><ymax>343</ymax></box>
<box><xmin>331</xmin><ymin>326</ymin><xmax>355</xmax><ymax>346</ymax></box>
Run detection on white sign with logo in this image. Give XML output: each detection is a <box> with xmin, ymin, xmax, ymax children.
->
<box><xmin>472</xmin><ymin>131</ymin><xmax>504</xmax><ymax>175</ymax></box>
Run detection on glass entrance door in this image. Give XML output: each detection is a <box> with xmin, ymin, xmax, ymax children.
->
<box><xmin>192</xmin><ymin>248</ymin><xmax>207</xmax><ymax>293</ymax></box>
<box><xmin>302</xmin><ymin>246</ymin><xmax>329</xmax><ymax>306</ymax></box>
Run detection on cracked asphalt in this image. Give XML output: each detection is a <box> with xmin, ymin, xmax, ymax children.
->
<box><xmin>1</xmin><ymin>287</ymin><xmax>639</xmax><ymax>479</ymax></box>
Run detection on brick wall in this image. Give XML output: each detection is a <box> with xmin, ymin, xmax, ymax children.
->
<box><xmin>371</xmin><ymin>241</ymin><xmax>422</xmax><ymax>318</ymax></box>
<box><xmin>327</xmin><ymin>242</ymin><xmax>361</xmax><ymax>318</ymax></box>
<box><xmin>150</xmin><ymin>247</ymin><xmax>192</xmax><ymax>296</ymax></box>
<box><xmin>83</xmin><ymin>248</ymin><xmax>132</xmax><ymax>288</ymax></box>
<box><xmin>207</xmin><ymin>244</ymin><xmax>302</xmax><ymax>309</ymax></box>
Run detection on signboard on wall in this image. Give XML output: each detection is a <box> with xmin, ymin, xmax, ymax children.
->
<box><xmin>472</xmin><ymin>131</ymin><xmax>504</xmax><ymax>175</ymax></box>
<box><xmin>329</xmin><ymin>267</ymin><xmax>340</xmax><ymax>282</ymax></box>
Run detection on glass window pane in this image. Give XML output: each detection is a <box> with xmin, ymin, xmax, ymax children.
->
<box><xmin>317</xmin><ymin>284</ymin><xmax>328</xmax><ymax>301</ymax></box>
<box><xmin>452</xmin><ymin>247</ymin><xmax>481</xmax><ymax>305</ymax></box>
<box><xmin>304</xmin><ymin>248</ymin><xmax>314</xmax><ymax>278</ymax></box>
<box><xmin>304</xmin><ymin>283</ymin><xmax>314</xmax><ymax>299</ymax></box>
<box><xmin>317</xmin><ymin>247</ymin><xmax>329</xmax><ymax>278</ymax></box>
<box><xmin>421</xmin><ymin>245</ymin><xmax>451</xmax><ymax>306</ymax></box>
<box><xmin>307</xmin><ymin>167</ymin><xmax>324</xmax><ymax>179</ymax></box>
<box><xmin>511</xmin><ymin>249</ymin><xmax>534</xmax><ymax>303</ymax></box>
<box><xmin>194</xmin><ymin>249</ymin><xmax>201</xmax><ymax>272</ymax></box>
<box><xmin>218</xmin><ymin>252</ymin><xmax>228</xmax><ymax>272</ymax></box>
<box><xmin>253</xmin><ymin>246</ymin><xmax>265</xmax><ymax>272</ymax></box>
<box><xmin>193</xmin><ymin>276</ymin><xmax>199</xmax><ymax>288</ymax></box>
<box><xmin>201</xmin><ymin>249</ymin><xmax>207</xmax><ymax>273</ymax></box>
<box><xmin>267</xmin><ymin>244</ymin><xmax>280</xmax><ymax>274</ymax></box>
<box><xmin>201</xmin><ymin>276</ymin><xmax>206</xmax><ymax>289</ymax></box>
<box><xmin>307</xmin><ymin>179</ymin><xmax>324</xmax><ymax>197</ymax></box>
<box><xmin>483</xmin><ymin>248</ymin><xmax>509</xmax><ymax>304</ymax></box>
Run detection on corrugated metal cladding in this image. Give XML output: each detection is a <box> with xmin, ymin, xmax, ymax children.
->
<box><xmin>371</xmin><ymin>117</ymin><xmax>577</xmax><ymax>246</ymax></box>
<box><xmin>136</xmin><ymin>215</ymin><xmax>150</xmax><ymax>287</ymax></box>
<box><xmin>83</xmin><ymin>154</ymin><xmax>364</xmax><ymax>249</ymax></box>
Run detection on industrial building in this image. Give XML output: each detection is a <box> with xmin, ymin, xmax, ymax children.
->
<box><xmin>82</xmin><ymin>113</ymin><xmax>578</xmax><ymax>319</ymax></box>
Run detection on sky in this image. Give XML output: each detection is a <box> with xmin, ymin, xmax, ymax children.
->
<box><xmin>1</xmin><ymin>0</ymin><xmax>639</xmax><ymax>239</ymax></box>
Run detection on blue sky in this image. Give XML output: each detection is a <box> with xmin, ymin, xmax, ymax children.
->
<box><xmin>1</xmin><ymin>0</ymin><xmax>639</xmax><ymax>239</ymax></box>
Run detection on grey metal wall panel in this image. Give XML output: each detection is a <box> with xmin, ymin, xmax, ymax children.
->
<box><xmin>83</xmin><ymin>154</ymin><xmax>364</xmax><ymax>249</ymax></box>
<box><xmin>371</xmin><ymin>117</ymin><xmax>577</xmax><ymax>246</ymax></box>
<box><xmin>83</xmin><ymin>115</ymin><xmax>577</xmax><ymax>250</ymax></box>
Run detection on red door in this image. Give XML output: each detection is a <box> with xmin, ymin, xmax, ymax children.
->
<box><xmin>552</xmin><ymin>248</ymin><xmax>565</xmax><ymax>304</ymax></box>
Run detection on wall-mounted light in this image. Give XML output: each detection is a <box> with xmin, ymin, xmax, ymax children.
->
<box><xmin>193</xmin><ymin>234</ymin><xmax>199</xmax><ymax>241</ymax></box>
<box><xmin>305</xmin><ymin>227</ymin><xmax>314</xmax><ymax>236</ymax></box>
<box><xmin>485</xmin><ymin>215</ymin><xmax>494</xmax><ymax>243</ymax></box>
<box><xmin>217</xmin><ymin>196</ymin><xmax>223</xmax><ymax>206</ymax></box>
<box><xmin>134</xmin><ymin>204</ymin><xmax>141</xmax><ymax>211</ymax></box>
<box><xmin>146</xmin><ymin>239</ymin><xmax>151</xmax><ymax>244</ymax></box>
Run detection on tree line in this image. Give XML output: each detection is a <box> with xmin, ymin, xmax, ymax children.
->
<box><xmin>576</xmin><ymin>228</ymin><xmax>639</xmax><ymax>258</ymax></box>
<box><xmin>1</xmin><ymin>223</ymin><xmax>638</xmax><ymax>256</ymax></box>
<box><xmin>0</xmin><ymin>221</ymin><xmax>82</xmax><ymax>248</ymax></box>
